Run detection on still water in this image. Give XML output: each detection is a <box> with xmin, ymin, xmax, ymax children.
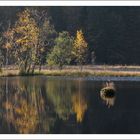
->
<box><xmin>0</xmin><ymin>76</ymin><xmax>140</xmax><ymax>134</ymax></box>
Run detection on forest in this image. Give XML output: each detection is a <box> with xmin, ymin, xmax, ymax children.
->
<box><xmin>0</xmin><ymin>6</ymin><xmax>140</xmax><ymax>74</ymax></box>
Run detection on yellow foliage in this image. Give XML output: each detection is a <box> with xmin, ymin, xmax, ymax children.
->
<box><xmin>14</xmin><ymin>8</ymin><xmax>39</xmax><ymax>50</ymax></box>
<box><xmin>5</xmin><ymin>42</ymin><xmax>12</xmax><ymax>49</ymax></box>
<box><xmin>3</xmin><ymin>27</ymin><xmax>14</xmax><ymax>49</ymax></box>
<box><xmin>72</xmin><ymin>30</ymin><xmax>88</xmax><ymax>64</ymax></box>
<box><xmin>74</xmin><ymin>30</ymin><xmax>87</xmax><ymax>49</ymax></box>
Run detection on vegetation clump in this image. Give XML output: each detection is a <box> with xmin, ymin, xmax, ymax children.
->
<box><xmin>47</xmin><ymin>31</ymin><xmax>74</xmax><ymax>70</ymax></box>
<box><xmin>100</xmin><ymin>87</ymin><xmax>115</xmax><ymax>98</ymax></box>
<box><xmin>100</xmin><ymin>82</ymin><xmax>116</xmax><ymax>108</ymax></box>
<box><xmin>100</xmin><ymin>82</ymin><xmax>116</xmax><ymax>97</ymax></box>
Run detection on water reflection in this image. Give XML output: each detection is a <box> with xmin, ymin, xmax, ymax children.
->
<box><xmin>72</xmin><ymin>80</ymin><xmax>87</xmax><ymax>123</ymax></box>
<box><xmin>100</xmin><ymin>82</ymin><xmax>116</xmax><ymax>108</ymax></box>
<box><xmin>46</xmin><ymin>78</ymin><xmax>87</xmax><ymax>122</ymax></box>
<box><xmin>0</xmin><ymin>77</ymin><xmax>139</xmax><ymax>134</ymax></box>
<box><xmin>46</xmin><ymin>79</ymin><xmax>73</xmax><ymax>121</ymax></box>
<box><xmin>100</xmin><ymin>93</ymin><xmax>116</xmax><ymax>108</ymax></box>
<box><xmin>0</xmin><ymin>77</ymin><xmax>88</xmax><ymax>133</ymax></box>
<box><xmin>0</xmin><ymin>77</ymin><xmax>55</xmax><ymax>133</ymax></box>
<box><xmin>3</xmin><ymin>99</ymin><xmax>39</xmax><ymax>133</ymax></box>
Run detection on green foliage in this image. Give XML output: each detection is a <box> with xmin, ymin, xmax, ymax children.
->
<box><xmin>37</xmin><ymin>19</ymin><xmax>57</xmax><ymax>69</ymax></box>
<box><xmin>31</xmin><ymin>9</ymin><xmax>57</xmax><ymax>70</ymax></box>
<box><xmin>47</xmin><ymin>31</ymin><xmax>74</xmax><ymax>69</ymax></box>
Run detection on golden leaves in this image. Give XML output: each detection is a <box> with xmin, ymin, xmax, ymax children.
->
<box><xmin>74</xmin><ymin>30</ymin><xmax>88</xmax><ymax>49</ymax></box>
<box><xmin>14</xmin><ymin>8</ymin><xmax>39</xmax><ymax>50</ymax></box>
<box><xmin>72</xmin><ymin>30</ymin><xmax>88</xmax><ymax>65</ymax></box>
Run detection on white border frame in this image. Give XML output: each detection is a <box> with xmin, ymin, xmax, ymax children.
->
<box><xmin>1</xmin><ymin>134</ymin><xmax>140</xmax><ymax>139</ymax></box>
<box><xmin>0</xmin><ymin>1</ymin><xmax>140</xmax><ymax>6</ymax></box>
<box><xmin>0</xmin><ymin>1</ymin><xmax>140</xmax><ymax>139</ymax></box>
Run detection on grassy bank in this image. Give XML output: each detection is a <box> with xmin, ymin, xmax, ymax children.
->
<box><xmin>1</xmin><ymin>66</ymin><xmax>140</xmax><ymax>77</ymax></box>
<box><xmin>38</xmin><ymin>69</ymin><xmax>140</xmax><ymax>77</ymax></box>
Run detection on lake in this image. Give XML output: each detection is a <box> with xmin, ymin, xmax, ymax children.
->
<box><xmin>0</xmin><ymin>76</ymin><xmax>140</xmax><ymax>134</ymax></box>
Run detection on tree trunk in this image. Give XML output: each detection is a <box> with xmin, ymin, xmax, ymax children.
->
<box><xmin>6</xmin><ymin>48</ymin><xmax>8</xmax><ymax>67</ymax></box>
<box><xmin>24</xmin><ymin>58</ymin><xmax>28</xmax><ymax>73</ymax></box>
<box><xmin>80</xmin><ymin>64</ymin><xmax>83</xmax><ymax>72</ymax></box>
<box><xmin>31</xmin><ymin>64</ymin><xmax>36</xmax><ymax>74</ymax></box>
<box><xmin>59</xmin><ymin>64</ymin><xmax>63</xmax><ymax>70</ymax></box>
<box><xmin>27</xmin><ymin>64</ymin><xmax>31</xmax><ymax>74</ymax></box>
<box><xmin>39</xmin><ymin>64</ymin><xmax>42</xmax><ymax>72</ymax></box>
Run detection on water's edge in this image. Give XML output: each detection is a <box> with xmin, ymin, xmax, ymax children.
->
<box><xmin>1</xmin><ymin>75</ymin><xmax>140</xmax><ymax>81</ymax></box>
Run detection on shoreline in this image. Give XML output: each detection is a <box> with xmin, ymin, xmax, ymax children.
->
<box><xmin>1</xmin><ymin>75</ymin><xmax>140</xmax><ymax>82</ymax></box>
<box><xmin>0</xmin><ymin>68</ymin><xmax>140</xmax><ymax>78</ymax></box>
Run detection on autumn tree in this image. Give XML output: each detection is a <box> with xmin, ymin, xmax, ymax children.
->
<box><xmin>0</xmin><ymin>23</ymin><xmax>4</xmax><ymax>70</ymax></box>
<box><xmin>72</xmin><ymin>30</ymin><xmax>88</xmax><ymax>71</ymax></box>
<box><xmin>3</xmin><ymin>23</ymin><xmax>14</xmax><ymax>67</ymax></box>
<box><xmin>0</xmin><ymin>37</ymin><xmax>4</xmax><ymax>71</ymax></box>
<box><xmin>31</xmin><ymin>9</ymin><xmax>57</xmax><ymax>71</ymax></box>
<box><xmin>13</xmin><ymin>9</ymin><xmax>39</xmax><ymax>74</ymax></box>
<box><xmin>47</xmin><ymin>31</ymin><xmax>73</xmax><ymax>69</ymax></box>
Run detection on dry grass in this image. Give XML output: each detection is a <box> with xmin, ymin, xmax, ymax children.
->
<box><xmin>0</xmin><ymin>69</ymin><xmax>19</xmax><ymax>77</ymax></box>
<box><xmin>0</xmin><ymin>66</ymin><xmax>140</xmax><ymax>77</ymax></box>
<box><xmin>37</xmin><ymin>69</ymin><xmax>140</xmax><ymax>77</ymax></box>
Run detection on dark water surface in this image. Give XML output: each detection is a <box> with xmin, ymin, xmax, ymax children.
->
<box><xmin>0</xmin><ymin>76</ymin><xmax>140</xmax><ymax>134</ymax></box>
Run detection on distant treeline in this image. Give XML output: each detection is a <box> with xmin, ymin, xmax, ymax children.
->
<box><xmin>0</xmin><ymin>6</ymin><xmax>140</xmax><ymax>66</ymax></box>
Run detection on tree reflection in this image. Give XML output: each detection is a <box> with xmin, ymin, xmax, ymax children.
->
<box><xmin>2</xmin><ymin>78</ymin><xmax>39</xmax><ymax>133</ymax></box>
<box><xmin>1</xmin><ymin>77</ymin><xmax>55</xmax><ymax>134</ymax></box>
<box><xmin>46</xmin><ymin>79</ymin><xmax>73</xmax><ymax>120</ymax></box>
<box><xmin>72</xmin><ymin>80</ymin><xmax>87</xmax><ymax>123</ymax></box>
<box><xmin>46</xmin><ymin>78</ymin><xmax>87</xmax><ymax>123</ymax></box>
<box><xmin>0</xmin><ymin>77</ymin><xmax>88</xmax><ymax>133</ymax></box>
<box><xmin>100</xmin><ymin>94</ymin><xmax>116</xmax><ymax>108</ymax></box>
<box><xmin>3</xmin><ymin>99</ymin><xmax>38</xmax><ymax>133</ymax></box>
